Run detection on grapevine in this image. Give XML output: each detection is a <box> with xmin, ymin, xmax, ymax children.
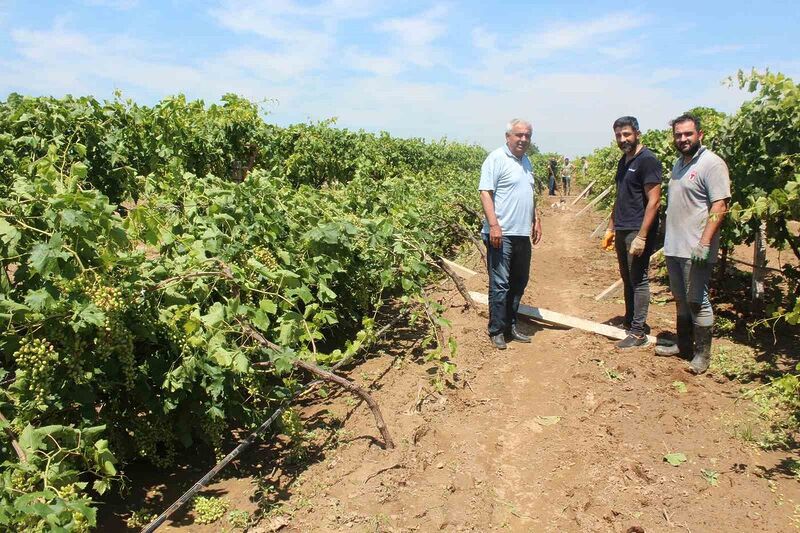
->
<box><xmin>0</xmin><ymin>90</ymin><xmax>484</xmax><ymax>530</ymax></box>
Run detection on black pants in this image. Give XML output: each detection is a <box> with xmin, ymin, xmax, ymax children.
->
<box><xmin>484</xmin><ymin>235</ymin><xmax>531</xmax><ymax>336</ymax></box>
<box><xmin>614</xmin><ymin>230</ymin><xmax>655</xmax><ymax>336</ymax></box>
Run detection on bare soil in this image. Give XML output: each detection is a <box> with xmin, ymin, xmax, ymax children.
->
<box><xmin>104</xmin><ymin>200</ymin><xmax>800</xmax><ymax>532</ymax></box>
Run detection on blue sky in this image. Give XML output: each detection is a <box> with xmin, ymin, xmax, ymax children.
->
<box><xmin>1</xmin><ymin>0</ymin><xmax>798</xmax><ymax>156</ymax></box>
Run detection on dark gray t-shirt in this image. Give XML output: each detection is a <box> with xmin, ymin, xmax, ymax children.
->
<box><xmin>664</xmin><ymin>147</ymin><xmax>731</xmax><ymax>262</ymax></box>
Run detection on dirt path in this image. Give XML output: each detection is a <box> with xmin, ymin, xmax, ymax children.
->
<box><xmin>145</xmin><ymin>200</ymin><xmax>800</xmax><ymax>532</ymax></box>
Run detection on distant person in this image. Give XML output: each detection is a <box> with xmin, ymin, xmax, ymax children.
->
<box><xmin>602</xmin><ymin>116</ymin><xmax>661</xmax><ymax>348</ymax></box>
<box><xmin>479</xmin><ymin>119</ymin><xmax>543</xmax><ymax>350</ymax></box>
<box><xmin>562</xmin><ymin>157</ymin><xmax>572</xmax><ymax>196</ymax></box>
<box><xmin>655</xmin><ymin>113</ymin><xmax>731</xmax><ymax>374</ymax></box>
<box><xmin>548</xmin><ymin>157</ymin><xmax>557</xmax><ymax>196</ymax></box>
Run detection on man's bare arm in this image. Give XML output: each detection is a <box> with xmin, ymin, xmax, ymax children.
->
<box><xmin>480</xmin><ymin>190</ymin><xmax>502</xmax><ymax>248</ymax></box>
<box><xmin>637</xmin><ymin>183</ymin><xmax>661</xmax><ymax>238</ymax></box>
<box><xmin>700</xmin><ymin>199</ymin><xmax>728</xmax><ymax>245</ymax></box>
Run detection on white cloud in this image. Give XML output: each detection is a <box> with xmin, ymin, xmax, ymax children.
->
<box><xmin>343</xmin><ymin>4</ymin><xmax>451</xmax><ymax>74</ymax></box>
<box><xmin>648</xmin><ymin>68</ymin><xmax>685</xmax><ymax>84</ymax></box>
<box><xmin>343</xmin><ymin>48</ymin><xmax>404</xmax><ymax>77</ymax></box>
<box><xmin>208</xmin><ymin>0</ymin><xmax>382</xmax><ymax>81</ymax></box>
<box><xmin>0</xmin><ymin>6</ymin><xmax>783</xmax><ymax>160</ymax></box>
<box><xmin>283</xmin><ymin>70</ymin><xmax>750</xmax><ymax>158</ymax></box>
<box><xmin>83</xmin><ymin>0</ymin><xmax>140</xmax><ymax>9</ymax></box>
<box><xmin>0</xmin><ymin>24</ymin><xmax>297</xmax><ymax>104</ymax></box>
<box><xmin>532</xmin><ymin>12</ymin><xmax>646</xmax><ymax>56</ymax></box>
<box><xmin>698</xmin><ymin>44</ymin><xmax>745</xmax><ymax>55</ymax></box>
<box><xmin>465</xmin><ymin>12</ymin><xmax>648</xmax><ymax>88</ymax></box>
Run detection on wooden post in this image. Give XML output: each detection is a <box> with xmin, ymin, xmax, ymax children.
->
<box><xmin>594</xmin><ymin>248</ymin><xmax>664</xmax><ymax>300</ymax></box>
<box><xmin>717</xmin><ymin>244</ymin><xmax>729</xmax><ymax>282</ymax></box>
<box><xmin>571</xmin><ymin>180</ymin><xmax>597</xmax><ymax>205</ymax></box>
<box><xmin>440</xmin><ymin>257</ymin><xmax>477</xmax><ymax>279</ymax></box>
<box><xmin>590</xmin><ymin>211</ymin><xmax>612</xmax><ymax>238</ymax></box>
<box><xmin>470</xmin><ymin>291</ymin><xmax>661</xmax><ymax>345</ymax></box>
<box><xmin>751</xmin><ymin>221</ymin><xmax>767</xmax><ymax>310</ymax></box>
<box><xmin>575</xmin><ymin>186</ymin><xmax>613</xmax><ymax>217</ymax></box>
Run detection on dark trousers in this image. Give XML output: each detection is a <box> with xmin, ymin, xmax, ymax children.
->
<box><xmin>484</xmin><ymin>235</ymin><xmax>531</xmax><ymax>336</ymax></box>
<box><xmin>665</xmin><ymin>256</ymin><xmax>714</xmax><ymax>327</ymax></box>
<box><xmin>548</xmin><ymin>176</ymin><xmax>556</xmax><ymax>195</ymax></box>
<box><xmin>614</xmin><ymin>230</ymin><xmax>654</xmax><ymax>336</ymax></box>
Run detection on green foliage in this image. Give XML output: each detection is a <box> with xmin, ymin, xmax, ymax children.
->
<box><xmin>672</xmin><ymin>381</ymin><xmax>688</xmax><ymax>394</ymax></box>
<box><xmin>701</xmin><ymin>468</ymin><xmax>720</xmax><ymax>486</ymax></box>
<box><xmin>227</xmin><ymin>508</ymin><xmax>250</xmax><ymax>529</ymax></box>
<box><xmin>663</xmin><ymin>452</ymin><xmax>687</xmax><ymax>467</ymax></box>
<box><xmin>192</xmin><ymin>495</ymin><xmax>229</xmax><ymax>525</ymax></box>
<box><xmin>125</xmin><ymin>507</ymin><xmax>157</xmax><ymax>529</ymax></box>
<box><xmin>0</xmin><ymin>92</ymin><xmax>268</xmax><ymax>203</ymax></box>
<box><xmin>721</xmin><ymin>71</ymin><xmax>800</xmax><ymax>325</ymax></box>
<box><xmin>741</xmin><ymin>366</ymin><xmax>800</xmax><ymax>449</ymax></box>
<box><xmin>0</xmin><ymin>93</ymin><xmax>486</xmax><ymax>529</ymax></box>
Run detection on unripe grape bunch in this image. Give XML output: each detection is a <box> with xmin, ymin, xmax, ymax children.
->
<box><xmin>253</xmin><ymin>247</ymin><xmax>278</xmax><ymax>271</ymax></box>
<box><xmin>88</xmin><ymin>284</ymin><xmax>125</xmax><ymax>313</ymax></box>
<box><xmin>14</xmin><ymin>338</ymin><xmax>59</xmax><ymax>401</ymax></box>
<box><xmin>192</xmin><ymin>496</ymin><xmax>229</xmax><ymax>524</ymax></box>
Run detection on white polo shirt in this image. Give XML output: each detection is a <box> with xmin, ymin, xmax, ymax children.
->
<box><xmin>664</xmin><ymin>146</ymin><xmax>731</xmax><ymax>262</ymax></box>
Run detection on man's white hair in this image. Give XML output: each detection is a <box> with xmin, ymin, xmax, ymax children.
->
<box><xmin>506</xmin><ymin>118</ymin><xmax>532</xmax><ymax>134</ymax></box>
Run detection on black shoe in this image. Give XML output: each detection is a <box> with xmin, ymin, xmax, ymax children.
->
<box><xmin>505</xmin><ymin>327</ymin><xmax>531</xmax><ymax>343</ymax></box>
<box><xmin>490</xmin><ymin>333</ymin><xmax>507</xmax><ymax>350</ymax></box>
<box><xmin>615</xmin><ymin>333</ymin><xmax>648</xmax><ymax>349</ymax></box>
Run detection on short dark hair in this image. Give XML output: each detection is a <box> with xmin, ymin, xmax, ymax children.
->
<box><xmin>612</xmin><ymin>116</ymin><xmax>639</xmax><ymax>131</ymax></box>
<box><xmin>671</xmin><ymin>113</ymin><xmax>701</xmax><ymax>132</ymax></box>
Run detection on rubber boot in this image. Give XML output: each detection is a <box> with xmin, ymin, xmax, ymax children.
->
<box><xmin>676</xmin><ymin>316</ymin><xmax>695</xmax><ymax>360</ymax></box>
<box><xmin>688</xmin><ymin>325</ymin><xmax>713</xmax><ymax>375</ymax></box>
<box><xmin>655</xmin><ymin>316</ymin><xmax>693</xmax><ymax>357</ymax></box>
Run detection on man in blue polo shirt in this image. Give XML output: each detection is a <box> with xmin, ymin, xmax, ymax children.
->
<box><xmin>602</xmin><ymin>116</ymin><xmax>662</xmax><ymax>349</ymax></box>
<box><xmin>479</xmin><ymin>119</ymin><xmax>543</xmax><ymax>350</ymax></box>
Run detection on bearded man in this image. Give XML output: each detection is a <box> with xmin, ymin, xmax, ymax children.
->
<box><xmin>655</xmin><ymin>113</ymin><xmax>731</xmax><ymax>374</ymax></box>
<box><xmin>602</xmin><ymin>116</ymin><xmax>662</xmax><ymax>349</ymax></box>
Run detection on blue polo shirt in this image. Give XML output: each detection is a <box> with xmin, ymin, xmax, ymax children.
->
<box><xmin>478</xmin><ymin>145</ymin><xmax>535</xmax><ymax>237</ymax></box>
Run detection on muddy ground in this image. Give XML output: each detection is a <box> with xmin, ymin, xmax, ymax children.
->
<box><xmin>104</xmin><ymin>198</ymin><xmax>800</xmax><ymax>533</ymax></box>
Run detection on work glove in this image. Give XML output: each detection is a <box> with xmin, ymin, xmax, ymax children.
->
<box><xmin>601</xmin><ymin>230</ymin><xmax>615</xmax><ymax>251</ymax></box>
<box><xmin>629</xmin><ymin>235</ymin><xmax>646</xmax><ymax>256</ymax></box>
<box><xmin>690</xmin><ymin>242</ymin><xmax>710</xmax><ymax>265</ymax></box>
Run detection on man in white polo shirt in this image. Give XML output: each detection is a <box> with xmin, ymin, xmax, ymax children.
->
<box><xmin>479</xmin><ymin>119</ymin><xmax>543</xmax><ymax>350</ymax></box>
<box><xmin>655</xmin><ymin>113</ymin><xmax>731</xmax><ymax>374</ymax></box>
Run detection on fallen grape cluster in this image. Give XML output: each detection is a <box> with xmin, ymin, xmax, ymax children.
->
<box><xmin>0</xmin><ymin>93</ymin><xmax>486</xmax><ymax>529</ymax></box>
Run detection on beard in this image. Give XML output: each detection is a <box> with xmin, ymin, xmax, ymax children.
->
<box><xmin>676</xmin><ymin>138</ymin><xmax>701</xmax><ymax>157</ymax></box>
<box><xmin>618</xmin><ymin>140</ymin><xmax>636</xmax><ymax>153</ymax></box>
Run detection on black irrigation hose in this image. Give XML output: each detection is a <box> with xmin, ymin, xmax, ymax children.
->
<box><xmin>140</xmin><ymin>393</ymin><xmax>300</xmax><ymax>533</ymax></box>
<box><xmin>141</xmin><ymin>313</ymin><xmax>405</xmax><ymax>532</ymax></box>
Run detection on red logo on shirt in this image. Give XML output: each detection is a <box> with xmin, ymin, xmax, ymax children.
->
<box><xmin>688</xmin><ymin>170</ymin><xmax>697</xmax><ymax>181</ymax></box>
